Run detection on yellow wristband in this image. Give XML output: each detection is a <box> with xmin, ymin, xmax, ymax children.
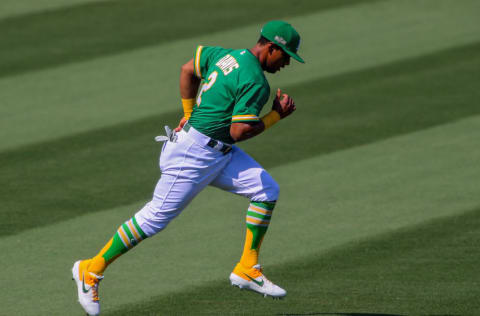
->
<box><xmin>182</xmin><ymin>98</ymin><xmax>195</xmax><ymax>120</ymax></box>
<box><xmin>261</xmin><ymin>110</ymin><xmax>281</xmax><ymax>129</ymax></box>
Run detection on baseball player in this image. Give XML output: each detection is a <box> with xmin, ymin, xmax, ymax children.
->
<box><xmin>72</xmin><ymin>20</ymin><xmax>304</xmax><ymax>315</ymax></box>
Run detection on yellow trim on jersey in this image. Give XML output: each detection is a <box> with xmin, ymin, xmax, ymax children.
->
<box><xmin>194</xmin><ymin>45</ymin><xmax>204</xmax><ymax>78</ymax></box>
<box><xmin>232</xmin><ymin>114</ymin><xmax>260</xmax><ymax>122</ymax></box>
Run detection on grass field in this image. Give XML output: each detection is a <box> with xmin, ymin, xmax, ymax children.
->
<box><xmin>1</xmin><ymin>0</ymin><xmax>480</xmax><ymax>315</ymax></box>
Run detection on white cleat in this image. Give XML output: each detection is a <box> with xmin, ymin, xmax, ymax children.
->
<box><xmin>72</xmin><ymin>260</ymin><xmax>103</xmax><ymax>316</ymax></box>
<box><xmin>230</xmin><ymin>264</ymin><xmax>287</xmax><ymax>298</ymax></box>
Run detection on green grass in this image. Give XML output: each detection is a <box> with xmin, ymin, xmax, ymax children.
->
<box><xmin>1</xmin><ymin>113</ymin><xmax>479</xmax><ymax>315</ymax></box>
<box><xmin>106</xmin><ymin>207</ymin><xmax>480</xmax><ymax>315</ymax></box>
<box><xmin>2</xmin><ymin>0</ymin><xmax>479</xmax><ymax>151</ymax></box>
<box><xmin>1</xmin><ymin>0</ymin><xmax>480</xmax><ymax>315</ymax></box>
<box><xmin>0</xmin><ymin>0</ymin><xmax>379</xmax><ymax>78</ymax></box>
<box><xmin>1</xmin><ymin>41</ymin><xmax>479</xmax><ymax>236</ymax></box>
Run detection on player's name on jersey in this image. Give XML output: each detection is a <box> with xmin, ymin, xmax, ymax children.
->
<box><xmin>216</xmin><ymin>54</ymin><xmax>239</xmax><ymax>76</ymax></box>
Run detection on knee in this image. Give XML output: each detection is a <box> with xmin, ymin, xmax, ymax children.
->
<box><xmin>134</xmin><ymin>201</ymin><xmax>177</xmax><ymax>236</ymax></box>
<box><xmin>254</xmin><ymin>176</ymin><xmax>280</xmax><ymax>201</ymax></box>
<box><xmin>268</xmin><ymin>180</ymin><xmax>280</xmax><ymax>201</ymax></box>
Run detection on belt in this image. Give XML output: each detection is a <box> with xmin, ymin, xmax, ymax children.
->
<box><xmin>183</xmin><ymin>122</ymin><xmax>232</xmax><ymax>155</ymax></box>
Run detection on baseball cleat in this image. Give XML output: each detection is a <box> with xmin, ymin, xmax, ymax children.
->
<box><xmin>229</xmin><ymin>263</ymin><xmax>286</xmax><ymax>298</ymax></box>
<box><xmin>72</xmin><ymin>260</ymin><xmax>103</xmax><ymax>316</ymax></box>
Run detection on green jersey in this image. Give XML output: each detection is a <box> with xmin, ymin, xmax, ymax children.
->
<box><xmin>188</xmin><ymin>45</ymin><xmax>270</xmax><ymax>144</ymax></box>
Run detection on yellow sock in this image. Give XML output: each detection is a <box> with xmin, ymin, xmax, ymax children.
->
<box><xmin>238</xmin><ymin>201</ymin><xmax>275</xmax><ymax>268</ymax></box>
<box><xmin>239</xmin><ymin>229</ymin><xmax>265</xmax><ymax>268</ymax></box>
<box><xmin>88</xmin><ymin>238</ymin><xmax>113</xmax><ymax>275</ymax></box>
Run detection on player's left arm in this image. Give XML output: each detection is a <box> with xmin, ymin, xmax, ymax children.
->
<box><xmin>230</xmin><ymin>121</ymin><xmax>265</xmax><ymax>142</ymax></box>
<box><xmin>230</xmin><ymin>89</ymin><xmax>296</xmax><ymax>142</ymax></box>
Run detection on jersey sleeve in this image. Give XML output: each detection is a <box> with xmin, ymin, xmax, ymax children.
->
<box><xmin>193</xmin><ymin>45</ymin><xmax>222</xmax><ymax>80</ymax></box>
<box><xmin>231</xmin><ymin>82</ymin><xmax>270</xmax><ymax>123</ymax></box>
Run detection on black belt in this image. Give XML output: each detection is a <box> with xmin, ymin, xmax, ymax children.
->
<box><xmin>183</xmin><ymin>123</ymin><xmax>232</xmax><ymax>155</ymax></box>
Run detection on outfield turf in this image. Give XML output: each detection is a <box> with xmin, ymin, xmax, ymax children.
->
<box><xmin>1</xmin><ymin>0</ymin><xmax>480</xmax><ymax>315</ymax></box>
<box><xmin>107</xmin><ymin>206</ymin><xmax>480</xmax><ymax>315</ymax></box>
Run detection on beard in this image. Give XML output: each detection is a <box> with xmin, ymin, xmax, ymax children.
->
<box><xmin>265</xmin><ymin>65</ymin><xmax>280</xmax><ymax>73</ymax></box>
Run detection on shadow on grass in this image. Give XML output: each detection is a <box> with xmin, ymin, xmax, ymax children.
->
<box><xmin>278</xmin><ymin>312</ymin><xmax>406</xmax><ymax>316</ymax></box>
<box><xmin>278</xmin><ymin>313</ymin><xmax>460</xmax><ymax>316</ymax></box>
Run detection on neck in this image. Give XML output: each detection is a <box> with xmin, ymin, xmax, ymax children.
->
<box><xmin>249</xmin><ymin>44</ymin><xmax>266</xmax><ymax>70</ymax></box>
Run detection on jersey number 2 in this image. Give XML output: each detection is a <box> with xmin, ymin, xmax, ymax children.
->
<box><xmin>196</xmin><ymin>71</ymin><xmax>218</xmax><ymax>106</ymax></box>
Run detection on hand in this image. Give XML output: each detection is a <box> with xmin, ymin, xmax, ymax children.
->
<box><xmin>272</xmin><ymin>88</ymin><xmax>296</xmax><ymax>119</ymax></box>
<box><xmin>174</xmin><ymin>117</ymin><xmax>188</xmax><ymax>132</ymax></box>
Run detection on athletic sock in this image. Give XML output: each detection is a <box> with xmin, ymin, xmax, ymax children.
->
<box><xmin>239</xmin><ymin>201</ymin><xmax>275</xmax><ymax>269</ymax></box>
<box><xmin>88</xmin><ymin>216</ymin><xmax>147</xmax><ymax>275</ymax></box>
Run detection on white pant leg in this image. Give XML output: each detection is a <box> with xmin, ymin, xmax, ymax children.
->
<box><xmin>209</xmin><ymin>146</ymin><xmax>279</xmax><ymax>202</ymax></box>
<box><xmin>135</xmin><ymin>130</ymin><xmax>231</xmax><ymax>236</ymax></box>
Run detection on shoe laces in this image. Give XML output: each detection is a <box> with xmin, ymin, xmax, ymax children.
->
<box><xmin>91</xmin><ymin>285</ymin><xmax>100</xmax><ymax>302</ymax></box>
<box><xmin>85</xmin><ymin>272</ymin><xmax>103</xmax><ymax>302</ymax></box>
<box><xmin>250</xmin><ymin>264</ymin><xmax>264</xmax><ymax>278</ymax></box>
<box><xmin>251</xmin><ymin>264</ymin><xmax>277</xmax><ymax>288</ymax></box>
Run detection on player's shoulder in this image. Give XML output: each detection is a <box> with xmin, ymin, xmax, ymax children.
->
<box><xmin>231</xmin><ymin>49</ymin><xmax>265</xmax><ymax>76</ymax></box>
<box><xmin>201</xmin><ymin>46</ymin><xmax>267</xmax><ymax>85</ymax></box>
<box><xmin>231</xmin><ymin>49</ymin><xmax>257</xmax><ymax>66</ymax></box>
<box><xmin>199</xmin><ymin>45</ymin><xmax>234</xmax><ymax>60</ymax></box>
<box><xmin>237</xmin><ymin>50</ymin><xmax>268</xmax><ymax>91</ymax></box>
<box><xmin>201</xmin><ymin>47</ymin><xmax>258</xmax><ymax>70</ymax></box>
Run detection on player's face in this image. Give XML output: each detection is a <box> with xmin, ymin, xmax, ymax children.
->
<box><xmin>265</xmin><ymin>45</ymin><xmax>290</xmax><ymax>73</ymax></box>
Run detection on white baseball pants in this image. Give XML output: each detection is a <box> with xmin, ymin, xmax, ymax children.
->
<box><xmin>135</xmin><ymin>125</ymin><xmax>279</xmax><ymax>237</ymax></box>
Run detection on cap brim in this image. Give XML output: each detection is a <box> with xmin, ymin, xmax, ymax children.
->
<box><xmin>285</xmin><ymin>49</ymin><xmax>305</xmax><ymax>63</ymax></box>
<box><xmin>264</xmin><ymin>35</ymin><xmax>305</xmax><ymax>63</ymax></box>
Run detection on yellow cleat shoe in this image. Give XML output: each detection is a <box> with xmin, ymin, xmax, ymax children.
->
<box><xmin>72</xmin><ymin>260</ymin><xmax>103</xmax><ymax>316</ymax></box>
<box><xmin>230</xmin><ymin>263</ymin><xmax>286</xmax><ymax>298</ymax></box>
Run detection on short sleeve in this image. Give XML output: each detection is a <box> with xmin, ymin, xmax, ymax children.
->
<box><xmin>231</xmin><ymin>82</ymin><xmax>270</xmax><ymax>123</ymax></box>
<box><xmin>193</xmin><ymin>45</ymin><xmax>221</xmax><ymax>80</ymax></box>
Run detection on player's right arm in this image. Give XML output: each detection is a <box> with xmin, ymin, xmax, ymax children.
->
<box><xmin>175</xmin><ymin>58</ymin><xmax>201</xmax><ymax>132</ymax></box>
<box><xmin>180</xmin><ymin>58</ymin><xmax>200</xmax><ymax>99</ymax></box>
<box><xmin>230</xmin><ymin>88</ymin><xmax>296</xmax><ymax>142</ymax></box>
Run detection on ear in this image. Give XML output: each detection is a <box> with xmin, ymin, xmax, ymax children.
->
<box><xmin>267</xmin><ymin>42</ymin><xmax>276</xmax><ymax>55</ymax></box>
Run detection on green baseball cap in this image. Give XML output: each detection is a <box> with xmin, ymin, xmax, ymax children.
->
<box><xmin>261</xmin><ymin>20</ymin><xmax>304</xmax><ymax>63</ymax></box>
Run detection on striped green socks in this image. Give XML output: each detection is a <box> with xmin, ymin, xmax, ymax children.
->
<box><xmin>88</xmin><ymin>217</ymin><xmax>147</xmax><ymax>275</ymax></box>
<box><xmin>240</xmin><ymin>201</ymin><xmax>275</xmax><ymax>268</ymax></box>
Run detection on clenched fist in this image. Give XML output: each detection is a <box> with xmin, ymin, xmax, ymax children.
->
<box><xmin>272</xmin><ymin>88</ymin><xmax>296</xmax><ymax>119</ymax></box>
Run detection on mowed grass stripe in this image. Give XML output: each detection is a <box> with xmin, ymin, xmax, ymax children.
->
<box><xmin>2</xmin><ymin>114</ymin><xmax>479</xmax><ymax>315</ymax></box>
<box><xmin>0</xmin><ymin>0</ymin><xmax>379</xmax><ymax>78</ymax></box>
<box><xmin>0</xmin><ymin>0</ymin><xmax>108</xmax><ymax>21</ymax></box>
<box><xmin>1</xmin><ymin>42</ymin><xmax>480</xmax><ymax>236</ymax></box>
<box><xmin>3</xmin><ymin>0</ymin><xmax>479</xmax><ymax>152</ymax></box>
<box><xmin>106</xmin><ymin>207</ymin><xmax>480</xmax><ymax>315</ymax></box>
<box><xmin>243</xmin><ymin>41</ymin><xmax>480</xmax><ymax>166</ymax></box>
<box><xmin>0</xmin><ymin>0</ymin><xmax>108</xmax><ymax>19</ymax></box>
